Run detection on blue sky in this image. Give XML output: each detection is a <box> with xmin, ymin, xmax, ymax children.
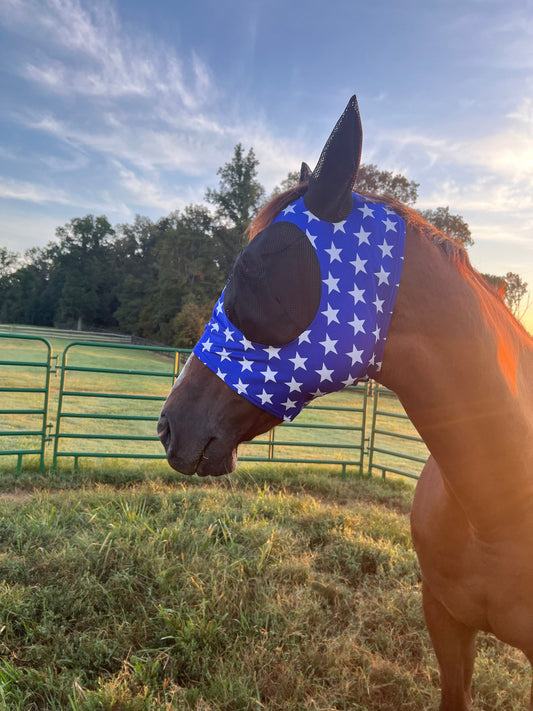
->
<box><xmin>1</xmin><ymin>0</ymin><xmax>532</xmax><ymax>328</ymax></box>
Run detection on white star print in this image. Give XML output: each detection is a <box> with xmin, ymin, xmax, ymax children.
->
<box><xmin>348</xmin><ymin>315</ymin><xmax>365</xmax><ymax>335</ymax></box>
<box><xmin>332</xmin><ymin>220</ymin><xmax>346</xmax><ymax>233</ymax></box>
<box><xmin>306</xmin><ymin>229</ymin><xmax>318</xmax><ymax>247</ymax></box>
<box><xmin>282</xmin><ymin>204</ymin><xmax>296</xmax><ymax>215</ymax></box>
<box><xmin>216</xmin><ymin>301</ymin><xmax>223</xmax><ymax>315</ymax></box>
<box><xmin>342</xmin><ymin>374</ymin><xmax>358</xmax><ymax>387</ymax></box>
<box><xmin>264</xmin><ymin>346</ymin><xmax>281</xmax><ymax>359</ymax></box>
<box><xmin>373</xmin><ymin>325</ymin><xmax>381</xmax><ymax>340</ymax></box>
<box><xmin>286</xmin><ymin>377</ymin><xmax>303</xmax><ymax>392</ymax></box>
<box><xmin>347</xmin><ymin>346</ymin><xmax>364</xmax><ymax>365</ymax></box>
<box><xmin>319</xmin><ymin>334</ymin><xmax>338</xmax><ymax>354</ymax></box>
<box><xmin>359</xmin><ymin>203</ymin><xmax>375</xmax><ymax>219</ymax></box>
<box><xmin>349</xmin><ymin>285</ymin><xmax>365</xmax><ymax>305</ymax></box>
<box><xmin>382</xmin><ymin>217</ymin><xmax>397</xmax><ymax>232</ymax></box>
<box><xmin>298</xmin><ymin>330</ymin><xmax>311</xmax><ymax>344</ymax></box>
<box><xmin>258</xmin><ymin>389</ymin><xmax>273</xmax><ymax>405</ymax></box>
<box><xmin>304</xmin><ymin>210</ymin><xmax>319</xmax><ymax>223</ymax></box>
<box><xmin>216</xmin><ymin>369</ymin><xmax>226</xmax><ymax>380</ymax></box>
<box><xmin>211</xmin><ymin>322</ymin><xmax>220</xmax><ymax>332</ymax></box>
<box><xmin>350</xmin><ymin>255</ymin><xmax>367</xmax><ymax>274</ymax></box>
<box><xmin>355</xmin><ymin>227</ymin><xmax>371</xmax><ymax>245</ymax></box>
<box><xmin>374</xmin><ymin>296</ymin><xmax>385</xmax><ymax>313</ymax></box>
<box><xmin>289</xmin><ymin>353</ymin><xmax>308</xmax><ymax>370</ymax></box>
<box><xmin>202</xmin><ymin>339</ymin><xmax>213</xmax><ymax>351</ymax></box>
<box><xmin>261</xmin><ymin>366</ymin><xmax>278</xmax><ymax>382</ymax></box>
<box><xmin>378</xmin><ymin>239</ymin><xmax>394</xmax><ymax>258</ymax></box>
<box><xmin>323</xmin><ymin>272</ymin><xmax>340</xmax><ymax>293</ymax></box>
<box><xmin>324</xmin><ymin>244</ymin><xmax>342</xmax><ymax>262</ymax></box>
<box><xmin>310</xmin><ymin>388</ymin><xmax>326</xmax><ymax>398</ymax></box>
<box><xmin>375</xmin><ymin>266</ymin><xmax>390</xmax><ymax>286</ymax></box>
<box><xmin>241</xmin><ymin>336</ymin><xmax>253</xmax><ymax>350</ymax></box>
<box><xmin>282</xmin><ymin>397</ymin><xmax>297</xmax><ymax>410</ymax></box>
<box><xmin>224</xmin><ymin>327</ymin><xmax>234</xmax><ymax>341</ymax></box>
<box><xmin>240</xmin><ymin>358</ymin><xmax>253</xmax><ymax>372</ymax></box>
<box><xmin>218</xmin><ymin>348</ymin><xmax>231</xmax><ymax>362</ymax></box>
<box><xmin>321</xmin><ymin>304</ymin><xmax>339</xmax><ymax>324</ymax></box>
<box><xmin>316</xmin><ymin>364</ymin><xmax>334</xmax><ymax>382</ymax></box>
<box><xmin>235</xmin><ymin>379</ymin><xmax>248</xmax><ymax>395</ymax></box>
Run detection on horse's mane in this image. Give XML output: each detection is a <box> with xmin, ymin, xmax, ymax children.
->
<box><xmin>247</xmin><ymin>184</ymin><xmax>531</xmax><ymax>341</ymax></box>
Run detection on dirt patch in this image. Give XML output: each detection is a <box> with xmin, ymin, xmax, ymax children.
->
<box><xmin>0</xmin><ymin>489</ymin><xmax>34</xmax><ymax>503</ymax></box>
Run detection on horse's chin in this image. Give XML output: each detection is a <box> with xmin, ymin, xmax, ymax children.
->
<box><xmin>164</xmin><ymin>435</ymin><xmax>238</xmax><ymax>477</ymax></box>
<box><xmin>196</xmin><ymin>439</ymin><xmax>238</xmax><ymax>477</ymax></box>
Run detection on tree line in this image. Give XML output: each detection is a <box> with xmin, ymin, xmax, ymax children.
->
<box><xmin>0</xmin><ymin>146</ymin><xmax>529</xmax><ymax>347</ymax></box>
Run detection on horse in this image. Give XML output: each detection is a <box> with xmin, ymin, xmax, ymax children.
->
<box><xmin>158</xmin><ymin>95</ymin><xmax>533</xmax><ymax>710</ymax></box>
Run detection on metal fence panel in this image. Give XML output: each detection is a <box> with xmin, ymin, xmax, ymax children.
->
<box><xmin>52</xmin><ymin>341</ymin><xmax>186</xmax><ymax>469</ymax></box>
<box><xmin>0</xmin><ymin>332</ymin><xmax>52</xmax><ymax>471</ymax></box>
<box><xmin>367</xmin><ymin>383</ymin><xmax>428</xmax><ymax>479</ymax></box>
<box><xmin>52</xmin><ymin>341</ymin><xmax>368</xmax><ymax>475</ymax></box>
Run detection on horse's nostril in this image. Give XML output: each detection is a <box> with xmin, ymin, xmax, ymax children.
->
<box><xmin>157</xmin><ymin>414</ymin><xmax>171</xmax><ymax>450</ymax></box>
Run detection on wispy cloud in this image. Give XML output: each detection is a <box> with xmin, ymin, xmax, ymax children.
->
<box><xmin>0</xmin><ymin>177</ymin><xmax>73</xmax><ymax>205</ymax></box>
<box><xmin>3</xmin><ymin>0</ymin><xmax>212</xmax><ymax>108</ymax></box>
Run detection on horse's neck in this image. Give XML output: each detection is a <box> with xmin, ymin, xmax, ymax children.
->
<box><xmin>380</xmin><ymin>229</ymin><xmax>533</xmax><ymax>533</ymax></box>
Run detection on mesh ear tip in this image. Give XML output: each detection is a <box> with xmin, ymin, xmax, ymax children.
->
<box><xmin>304</xmin><ymin>95</ymin><xmax>363</xmax><ymax>222</ymax></box>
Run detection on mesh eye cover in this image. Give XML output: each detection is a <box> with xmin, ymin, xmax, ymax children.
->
<box><xmin>193</xmin><ymin>193</ymin><xmax>406</xmax><ymax>421</ymax></box>
<box><xmin>224</xmin><ymin>221</ymin><xmax>322</xmax><ymax>347</ymax></box>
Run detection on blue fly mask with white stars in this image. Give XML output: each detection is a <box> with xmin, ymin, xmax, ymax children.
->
<box><xmin>192</xmin><ymin>95</ymin><xmax>406</xmax><ymax>421</ymax></box>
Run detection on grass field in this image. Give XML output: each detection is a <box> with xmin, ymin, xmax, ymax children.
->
<box><xmin>0</xmin><ymin>464</ymin><xmax>529</xmax><ymax>710</ymax></box>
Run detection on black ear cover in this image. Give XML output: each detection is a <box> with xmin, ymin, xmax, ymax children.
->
<box><xmin>305</xmin><ymin>94</ymin><xmax>362</xmax><ymax>222</ymax></box>
<box><xmin>224</xmin><ymin>222</ymin><xmax>321</xmax><ymax>346</ymax></box>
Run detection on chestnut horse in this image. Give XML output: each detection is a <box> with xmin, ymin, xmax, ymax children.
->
<box><xmin>158</xmin><ymin>96</ymin><xmax>533</xmax><ymax>710</ymax></box>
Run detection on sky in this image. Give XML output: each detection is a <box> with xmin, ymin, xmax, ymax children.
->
<box><xmin>0</xmin><ymin>0</ymin><xmax>532</xmax><ymax>330</ymax></box>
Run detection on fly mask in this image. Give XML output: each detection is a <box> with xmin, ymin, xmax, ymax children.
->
<box><xmin>193</xmin><ymin>96</ymin><xmax>406</xmax><ymax>421</ymax></box>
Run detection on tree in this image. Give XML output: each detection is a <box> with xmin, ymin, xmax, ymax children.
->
<box><xmin>419</xmin><ymin>206</ymin><xmax>474</xmax><ymax>248</ymax></box>
<box><xmin>206</xmin><ymin>144</ymin><xmax>265</xmax><ymax>237</ymax></box>
<box><xmin>354</xmin><ymin>163</ymin><xmax>419</xmax><ymax>205</ymax></box>
<box><xmin>53</xmin><ymin>215</ymin><xmax>117</xmax><ymax>330</ymax></box>
<box><xmin>113</xmin><ymin>215</ymin><xmax>160</xmax><ymax>335</ymax></box>
<box><xmin>503</xmin><ymin>272</ymin><xmax>529</xmax><ymax>320</ymax></box>
<box><xmin>0</xmin><ymin>246</ymin><xmax>19</xmax><ymax>279</ymax></box>
<box><xmin>150</xmin><ymin>206</ymin><xmax>225</xmax><ymax>344</ymax></box>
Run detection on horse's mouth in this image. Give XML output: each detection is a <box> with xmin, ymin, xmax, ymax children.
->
<box><xmin>158</xmin><ymin>415</ymin><xmax>237</xmax><ymax>477</ymax></box>
<box><xmin>196</xmin><ymin>438</ymin><xmax>238</xmax><ymax>477</ymax></box>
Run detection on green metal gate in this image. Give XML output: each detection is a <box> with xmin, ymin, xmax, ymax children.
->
<box><xmin>367</xmin><ymin>383</ymin><xmax>428</xmax><ymax>479</ymax></box>
<box><xmin>240</xmin><ymin>385</ymin><xmax>368</xmax><ymax>476</ymax></box>
<box><xmin>53</xmin><ymin>341</ymin><xmax>186</xmax><ymax>469</ymax></box>
<box><xmin>0</xmin><ymin>333</ymin><xmax>53</xmax><ymax>471</ymax></box>
<box><xmin>52</xmin><ymin>341</ymin><xmax>368</xmax><ymax>475</ymax></box>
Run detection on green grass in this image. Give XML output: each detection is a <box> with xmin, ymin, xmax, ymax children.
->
<box><xmin>0</xmin><ymin>465</ymin><xmax>529</xmax><ymax>710</ymax></box>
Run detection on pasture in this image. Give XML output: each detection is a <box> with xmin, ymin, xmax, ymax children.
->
<box><xmin>0</xmin><ymin>466</ymin><xmax>530</xmax><ymax>710</ymax></box>
<box><xmin>1</xmin><ymin>335</ymin><xmax>530</xmax><ymax>709</ymax></box>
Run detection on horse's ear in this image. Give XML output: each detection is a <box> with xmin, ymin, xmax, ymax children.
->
<box><xmin>305</xmin><ymin>95</ymin><xmax>362</xmax><ymax>222</ymax></box>
<box><xmin>299</xmin><ymin>162</ymin><xmax>312</xmax><ymax>183</ymax></box>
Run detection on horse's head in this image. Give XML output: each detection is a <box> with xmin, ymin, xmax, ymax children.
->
<box><xmin>159</xmin><ymin>95</ymin><xmax>406</xmax><ymax>476</ymax></box>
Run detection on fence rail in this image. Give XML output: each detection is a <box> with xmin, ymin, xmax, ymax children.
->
<box><xmin>0</xmin><ymin>333</ymin><xmax>429</xmax><ymax>479</ymax></box>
